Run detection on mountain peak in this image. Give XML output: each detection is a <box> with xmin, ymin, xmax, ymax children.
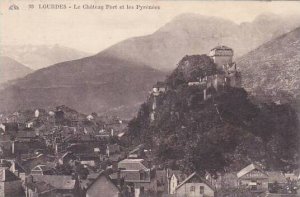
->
<box><xmin>99</xmin><ymin>13</ymin><xmax>300</xmax><ymax>71</ymax></box>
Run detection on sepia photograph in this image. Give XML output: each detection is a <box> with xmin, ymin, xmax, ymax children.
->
<box><xmin>0</xmin><ymin>0</ymin><xmax>300</xmax><ymax>196</ymax></box>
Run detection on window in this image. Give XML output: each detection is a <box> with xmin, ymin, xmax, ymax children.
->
<box><xmin>140</xmin><ymin>172</ymin><xmax>145</xmax><ymax>180</ymax></box>
<box><xmin>190</xmin><ymin>186</ymin><xmax>195</xmax><ymax>191</ymax></box>
<box><xmin>140</xmin><ymin>186</ymin><xmax>145</xmax><ymax>194</ymax></box>
<box><xmin>200</xmin><ymin>186</ymin><xmax>205</xmax><ymax>194</ymax></box>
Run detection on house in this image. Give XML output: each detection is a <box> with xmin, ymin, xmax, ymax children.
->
<box><xmin>169</xmin><ymin>170</ymin><xmax>187</xmax><ymax>194</ymax></box>
<box><xmin>0</xmin><ymin>134</ymin><xmax>12</xmax><ymax>155</ymax></box>
<box><xmin>152</xmin><ymin>82</ymin><xmax>166</xmax><ymax>96</ymax></box>
<box><xmin>95</xmin><ymin>129</ymin><xmax>110</xmax><ymax>138</ymax></box>
<box><xmin>215</xmin><ymin>172</ymin><xmax>238</xmax><ymax>189</ymax></box>
<box><xmin>174</xmin><ymin>172</ymin><xmax>215</xmax><ymax>197</ymax></box>
<box><xmin>31</xmin><ymin>164</ymin><xmax>55</xmax><ymax>175</ymax></box>
<box><xmin>0</xmin><ymin>168</ymin><xmax>24</xmax><ymax>197</ymax></box>
<box><xmin>25</xmin><ymin>180</ymin><xmax>57</xmax><ymax>197</ymax></box>
<box><xmin>26</xmin><ymin>121</ymin><xmax>34</xmax><ymax>128</ymax></box>
<box><xmin>237</xmin><ymin>163</ymin><xmax>269</xmax><ymax>192</ymax></box>
<box><xmin>58</xmin><ymin>151</ymin><xmax>77</xmax><ymax>165</ymax></box>
<box><xmin>0</xmin><ymin>124</ymin><xmax>5</xmax><ymax>132</ymax></box>
<box><xmin>83</xmin><ymin>127</ymin><xmax>95</xmax><ymax>135</ymax></box>
<box><xmin>8</xmin><ymin>160</ymin><xmax>27</xmax><ymax>181</ymax></box>
<box><xmin>86</xmin><ymin>171</ymin><xmax>121</xmax><ymax>197</ymax></box>
<box><xmin>155</xmin><ymin>169</ymin><xmax>187</xmax><ymax>195</ymax></box>
<box><xmin>15</xmin><ymin>130</ymin><xmax>38</xmax><ymax>142</ymax></box>
<box><xmin>128</xmin><ymin>144</ymin><xmax>145</xmax><ymax>159</ymax></box>
<box><xmin>267</xmin><ymin>171</ymin><xmax>287</xmax><ymax>184</ymax></box>
<box><xmin>118</xmin><ymin>158</ymin><xmax>157</xmax><ymax>197</ymax></box>
<box><xmin>28</xmin><ymin>175</ymin><xmax>81</xmax><ymax>197</ymax></box>
<box><xmin>80</xmin><ymin>171</ymin><xmax>101</xmax><ymax>190</ymax></box>
<box><xmin>86</xmin><ymin>115</ymin><xmax>94</xmax><ymax>121</ymax></box>
<box><xmin>21</xmin><ymin>154</ymin><xmax>56</xmax><ymax>173</ymax></box>
<box><xmin>77</xmin><ymin>153</ymin><xmax>100</xmax><ymax>167</ymax></box>
<box><xmin>284</xmin><ymin>170</ymin><xmax>300</xmax><ymax>182</ymax></box>
<box><xmin>2</xmin><ymin>122</ymin><xmax>18</xmax><ymax>133</ymax></box>
<box><xmin>106</xmin><ymin>144</ymin><xmax>120</xmax><ymax>157</ymax></box>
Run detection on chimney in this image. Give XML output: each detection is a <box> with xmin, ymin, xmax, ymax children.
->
<box><xmin>12</xmin><ymin>141</ymin><xmax>15</xmax><ymax>154</ymax></box>
<box><xmin>106</xmin><ymin>145</ymin><xmax>110</xmax><ymax>157</ymax></box>
<box><xmin>167</xmin><ymin>169</ymin><xmax>170</xmax><ymax>194</ymax></box>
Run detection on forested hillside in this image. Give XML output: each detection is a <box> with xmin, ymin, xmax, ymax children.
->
<box><xmin>126</xmin><ymin>55</ymin><xmax>299</xmax><ymax>175</ymax></box>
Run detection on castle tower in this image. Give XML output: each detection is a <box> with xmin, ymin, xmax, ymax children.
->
<box><xmin>209</xmin><ymin>45</ymin><xmax>233</xmax><ymax>68</ymax></box>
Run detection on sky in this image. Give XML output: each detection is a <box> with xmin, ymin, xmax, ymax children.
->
<box><xmin>1</xmin><ymin>0</ymin><xmax>300</xmax><ymax>53</ymax></box>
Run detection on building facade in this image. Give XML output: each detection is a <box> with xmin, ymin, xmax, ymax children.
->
<box><xmin>175</xmin><ymin>172</ymin><xmax>215</xmax><ymax>197</ymax></box>
<box><xmin>86</xmin><ymin>172</ymin><xmax>120</xmax><ymax>197</ymax></box>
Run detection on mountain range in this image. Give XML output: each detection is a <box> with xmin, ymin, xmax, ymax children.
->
<box><xmin>0</xmin><ymin>56</ymin><xmax>32</xmax><ymax>85</ymax></box>
<box><xmin>0</xmin><ymin>13</ymin><xmax>300</xmax><ymax>117</ymax></box>
<box><xmin>100</xmin><ymin>13</ymin><xmax>300</xmax><ymax>71</ymax></box>
<box><xmin>0</xmin><ymin>44</ymin><xmax>90</xmax><ymax>70</ymax></box>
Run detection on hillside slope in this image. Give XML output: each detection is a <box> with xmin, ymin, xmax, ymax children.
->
<box><xmin>0</xmin><ymin>55</ymin><xmax>166</xmax><ymax>117</ymax></box>
<box><xmin>0</xmin><ymin>56</ymin><xmax>32</xmax><ymax>84</ymax></box>
<box><xmin>237</xmin><ymin>27</ymin><xmax>300</xmax><ymax>105</ymax></box>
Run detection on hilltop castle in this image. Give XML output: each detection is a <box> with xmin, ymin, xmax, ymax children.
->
<box><xmin>187</xmin><ymin>46</ymin><xmax>241</xmax><ymax>99</ymax></box>
<box><xmin>150</xmin><ymin>46</ymin><xmax>242</xmax><ymax>121</ymax></box>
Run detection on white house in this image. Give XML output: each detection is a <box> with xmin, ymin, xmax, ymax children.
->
<box><xmin>175</xmin><ymin>172</ymin><xmax>215</xmax><ymax>197</ymax></box>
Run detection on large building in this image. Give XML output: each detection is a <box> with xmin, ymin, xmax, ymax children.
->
<box><xmin>118</xmin><ymin>158</ymin><xmax>157</xmax><ymax>197</ymax></box>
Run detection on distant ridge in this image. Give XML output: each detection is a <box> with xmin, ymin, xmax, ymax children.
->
<box><xmin>0</xmin><ymin>44</ymin><xmax>91</xmax><ymax>70</ymax></box>
<box><xmin>0</xmin><ymin>54</ymin><xmax>166</xmax><ymax>117</ymax></box>
<box><xmin>99</xmin><ymin>13</ymin><xmax>300</xmax><ymax>71</ymax></box>
<box><xmin>0</xmin><ymin>56</ymin><xmax>32</xmax><ymax>85</ymax></box>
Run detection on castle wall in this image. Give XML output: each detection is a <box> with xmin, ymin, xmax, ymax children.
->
<box><xmin>212</xmin><ymin>56</ymin><xmax>232</xmax><ymax>68</ymax></box>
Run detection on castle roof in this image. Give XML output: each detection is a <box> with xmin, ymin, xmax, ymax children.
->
<box><xmin>211</xmin><ymin>45</ymin><xmax>233</xmax><ymax>51</ymax></box>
